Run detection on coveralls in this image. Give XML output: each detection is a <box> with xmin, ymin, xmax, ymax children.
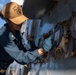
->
<box><xmin>0</xmin><ymin>23</ymin><xmax>41</xmax><ymax>75</ymax></box>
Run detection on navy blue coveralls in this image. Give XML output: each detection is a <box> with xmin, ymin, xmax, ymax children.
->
<box><xmin>0</xmin><ymin>23</ymin><xmax>41</xmax><ymax>75</ymax></box>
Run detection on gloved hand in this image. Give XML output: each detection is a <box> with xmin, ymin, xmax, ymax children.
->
<box><xmin>43</xmin><ymin>36</ymin><xmax>52</xmax><ymax>52</ymax></box>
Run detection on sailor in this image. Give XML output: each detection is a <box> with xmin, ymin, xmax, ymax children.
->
<box><xmin>0</xmin><ymin>2</ymin><xmax>52</xmax><ymax>75</ymax></box>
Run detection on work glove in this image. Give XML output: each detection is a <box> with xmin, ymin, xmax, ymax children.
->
<box><xmin>43</xmin><ymin>36</ymin><xmax>52</xmax><ymax>52</ymax></box>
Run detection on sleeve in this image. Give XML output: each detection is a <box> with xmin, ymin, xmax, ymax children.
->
<box><xmin>3</xmin><ymin>41</ymin><xmax>41</xmax><ymax>65</ymax></box>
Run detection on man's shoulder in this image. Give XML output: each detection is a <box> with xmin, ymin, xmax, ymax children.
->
<box><xmin>0</xmin><ymin>25</ymin><xmax>6</xmax><ymax>35</ymax></box>
<box><xmin>0</xmin><ymin>24</ymin><xmax>9</xmax><ymax>42</ymax></box>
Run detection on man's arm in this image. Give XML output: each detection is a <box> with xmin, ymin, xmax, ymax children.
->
<box><xmin>1</xmin><ymin>41</ymin><xmax>43</xmax><ymax>65</ymax></box>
